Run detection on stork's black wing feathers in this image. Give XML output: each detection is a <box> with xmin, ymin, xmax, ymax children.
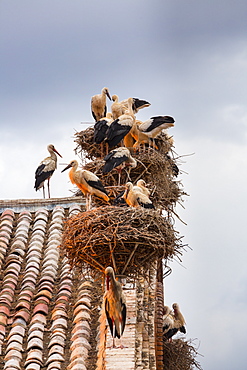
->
<box><xmin>86</xmin><ymin>178</ymin><xmax>108</xmax><ymax>195</ymax></box>
<box><xmin>163</xmin><ymin>327</ymin><xmax>178</xmax><ymax>340</ymax></box>
<box><xmin>121</xmin><ymin>301</ymin><xmax>127</xmax><ymax>336</ymax></box>
<box><xmin>137</xmin><ymin>197</ymin><xmax>155</xmax><ymax>209</ymax></box>
<box><xmin>103</xmin><ymin>153</ymin><xmax>129</xmax><ymax>173</ymax></box>
<box><xmin>106</xmin><ymin>120</ymin><xmax>132</xmax><ymax>148</ymax></box>
<box><xmin>180</xmin><ymin>325</ymin><xmax>186</xmax><ymax>334</ymax></box>
<box><xmin>34</xmin><ymin>165</ymin><xmax>54</xmax><ymax>190</ymax></box>
<box><xmin>144</xmin><ymin>116</ymin><xmax>175</xmax><ymax>133</ymax></box>
<box><xmin>132</xmin><ymin>98</ymin><xmax>150</xmax><ymax>111</ymax></box>
<box><xmin>105</xmin><ymin>298</ymin><xmax>114</xmax><ymax>337</ymax></box>
<box><xmin>94</xmin><ymin>120</ymin><xmax>109</xmax><ymax>144</ymax></box>
<box><xmin>92</xmin><ymin>110</ymin><xmax>97</xmax><ymax>122</ymax></box>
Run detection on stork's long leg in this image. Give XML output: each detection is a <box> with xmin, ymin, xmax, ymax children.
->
<box><xmin>42</xmin><ymin>185</ymin><xmax>45</xmax><ymax>199</ymax></box>
<box><xmin>47</xmin><ymin>178</ymin><xmax>51</xmax><ymax>198</ymax></box>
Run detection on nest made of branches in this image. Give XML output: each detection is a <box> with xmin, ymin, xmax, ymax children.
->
<box><xmin>61</xmin><ymin>206</ymin><xmax>184</xmax><ymax>277</ymax></box>
<box><xmin>163</xmin><ymin>339</ymin><xmax>202</xmax><ymax>370</ymax></box>
<box><xmin>71</xmin><ymin>149</ymin><xmax>185</xmax><ymax>211</ymax></box>
<box><xmin>74</xmin><ymin>126</ymin><xmax>174</xmax><ymax>161</ymax></box>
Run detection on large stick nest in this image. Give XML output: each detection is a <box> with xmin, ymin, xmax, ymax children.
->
<box><xmin>82</xmin><ymin>150</ymin><xmax>184</xmax><ymax>210</ymax></box>
<box><xmin>61</xmin><ymin>206</ymin><xmax>184</xmax><ymax>277</ymax></box>
<box><xmin>163</xmin><ymin>339</ymin><xmax>202</xmax><ymax>370</ymax></box>
<box><xmin>74</xmin><ymin>125</ymin><xmax>174</xmax><ymax>161</ymax></box>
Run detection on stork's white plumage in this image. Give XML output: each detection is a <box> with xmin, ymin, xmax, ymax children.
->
<box><xmin>131</xmin><ymin>116</ymin><xmax>175</xmax><ymax>151</ymax></box>
<box><xmin>106</xmin><ymin>98</ymin><xmax>135</xmax><ymax>148</ymax></box>
<box><xmin>111</xmin><ymin>95</ymin><xmax>126</xmax><ymax>120</ymax></box>
<box><xmin>123</xmin><ymin>181</ymin><xmax>154</xmax><ymax>209</ymax></box>
<box><xmin>134</xmin><ymin>179</ymin><xmax>151</xmax><ymax>196</ymax></box>
<box><xmin>102</xmin><ymin>147</ymin><xmax>137</xmax><ymax>185</ymax></box>
<box><xmin>91</xmin><ymin>87</ymin><xmax>111</xmax><ymax>122</ymax></box>
<box><xmin>104</xmin><ymin>266</ymin><xmax>126</xmax><ymax>348</ymax></box>
<box><xmin>34</xmin><ymin>144</ymin><xmax>62</xmax><ymax>199</ymax></box>
<box><xmin>61</xmin><ymin>160</ymin><xmax>109</xmax><ymax>210</ymax></box>
<box><xmin>163</xmin><ymin>303</ymin><xmax>186</xmax><ymax>341</ymax></box>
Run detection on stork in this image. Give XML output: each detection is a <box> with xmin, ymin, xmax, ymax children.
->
<box><xmin>123</xmin><ymin>182</ymin><xmax>154</xmax><ymax>209</ymax></box>
<box><xmin>34</xmin><ymin>144</ymin><xmax>62</xmax><ymax>199</ymax></box>
<box><xmin>104</xmin><ymin>266</ymin><xmax>126</xmax><ymax>348</ymax></box>
<box><xmin>91</xmin><ymin>87</ymin><xmax>111</xmax><ymax>122</ymax></box>
<box><xmin>163</xmin><ymin>303</ymin><xmax>186</xmax><ymax>341</ymax></box>
<box><xmin>61</xmin><ymin>160</ymin><xmax>109</xmax><ymax>210</ymax></box>
<box><xmin>131</xmin><ymin>116</ymin><xmax>175</xmax><ymax>151</ymax></box>
<box><xmin>120</xmin><ymin>97</ymin><xmax>151</xmax><ymax>114</ymax></box>
<box><xmin>106</xmin><ymin>97</ymin><xmax>135</xmax><ymax>148</ymax></box>
<box><xmin>134</xmin><ymin>179</ymin><xmax>151</xmax><ymax>196</ymax></box>
<box><xmin>93</xmin><ymin>112</ymin><xmax>113</xmax><ymax>157</ymax></box>
<box><xmin>111</xmin><ymin>95</ymin><xmax>127</xmax><ymax>120</ymax></box>
<box><xmin>102</xmin><ymin>147</ymin><xmax>137</xmax><ymax>185</ymax></box>
<box><xmin>163</xmin><ymin>305</ymin><xmax>177</xmax><ymax>341</ymax></box>
<box><xmin>172</xmin><ymin>302</ymin><xmax>186</xmax><ymax>335</ymax></box>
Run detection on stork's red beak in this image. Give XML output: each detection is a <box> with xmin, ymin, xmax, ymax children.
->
<box><xmin>61</xmin><ymin>163</ymin><xmax>72</xmax><ymax>172</ymax></box>
<box><xmin>106</xmin><ymin>275</ymin><xmax>110</xmax><ymax>290</ymax></box>
<box><xmin>53</xmin><ymin>148</ymin><xmax>63</xmax><ymax>158</ymax></box>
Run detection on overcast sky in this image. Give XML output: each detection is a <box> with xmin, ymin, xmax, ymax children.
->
<box><xmin>1</xmin><ymin>1</ymin><xmax>247</xmax><ymax>369</ymax></box>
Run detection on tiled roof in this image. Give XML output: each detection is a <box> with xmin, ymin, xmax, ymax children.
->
<box><xmin>0</xmin><ymin>200</ymin><xmax>160</xmax><ymax>370</ymax></box>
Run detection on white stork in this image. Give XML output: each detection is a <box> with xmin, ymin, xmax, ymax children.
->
<box><xmin>104</xmin><ymin>266</ymin><xmax>126</xmax><ymax>348</ymax></box>
<box><xmin>102</xmin><ymin>147</ymin><xmax>137</xmax><ymax>185</ymax></box>
<box><xmin>34</xmin><ymin>144</ymin><xmax>62</xmax><ymax>199</ymax></box>
<box><xmin>93</xmin><ymin>112</ymin><xmax>113</xmax><ymax>157</ymax></box>
<box><xmin>131</xmin><ymin>116</ymin><xmax>175</xmax><ymax>151</ymax></box>
<box><xmin>111</xmin><ymin>95</ymin><xmax>127</xmax><ymax>120</ymax></box>
<box><xmin>120</xmin><ymin>97</ymin><xmax>151</xmax><ymax>114</ymax></box>
<box><xmin>134</xmin><ymin>179</ymin><xmax>151</xmax><ymax>196</ymax></box>
<box><xmin>163</xmin><ymin>303</ymin><xmax>186</xmax><ymax>341</ymax></box>
<box><xmin>91</xmin><ymin>87</ymin><xmax>112</xmax><ymax>122</ymax></box>
<box><xmin>106</xmin><ymin>97</ymin><xmax>135</xmax><ymax>148</ymax></box>
<box><xmin>61</xmin><ymin>160</ymin><xmax>109</xmax><ymax>210</ymax></box>
<box><xmin>123</xmin><ymin>182</ymin><xmax>154</xmax><ymax>209</ymax></box>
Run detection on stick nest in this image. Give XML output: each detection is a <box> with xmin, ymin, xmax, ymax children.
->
<box><xmin>163</xmin><ymin>339</ymin><xmax>202</xmax><ymax>370</ymax></box>
<box><xmin>61</xmin><ymin>206</ymin><xmax>183</xmax><ymax>277</ymax></box>
<box><xmin>74</xmin><ymin>125</ymin><xmax>174</xmax><ymax>161</ymax></box>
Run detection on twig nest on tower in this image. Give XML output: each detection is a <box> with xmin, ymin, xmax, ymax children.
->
<box><xmin>74</xmin><ymin>126</ymin><xmax>174</xmax><ymax>160</ymax></box>
<box><xmin>61</xmin><ymin>206</ymin><xmax>184</xmax><ymax>277</ymax></box>
<box><xmin>163</xmin><ymin>339</ymin><xmax>202</xmax><ymax>370</ymax></box>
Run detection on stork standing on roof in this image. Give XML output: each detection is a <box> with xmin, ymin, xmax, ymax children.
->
<box><xmin>61</xmin><ymin>160</ymin><xmax>109</xmax><ymax>211</ymax></box>
<box><xmin>91</xmin><ymin>87</ymin><xmax>112</xmax><ymax>122</ymax></box>
<box><xmin>102</xmin><ymin>147</ymin><xmax>137</xmax><ymax>185</ymax></box>
<box><xmin>34</xmin><ymin>144</ymin><xmax>62</xmax><ymax>199</ymax></box>
<box><xmin>104</xmin><ymin>266</ymin><xmax>126</xmax><ymax>348</ymax></box>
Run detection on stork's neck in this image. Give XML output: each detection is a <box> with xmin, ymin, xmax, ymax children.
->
<box><xmin>49</xmin><ymin>151</ymin><xmax>57</xmax><ymax>161</ymax></box>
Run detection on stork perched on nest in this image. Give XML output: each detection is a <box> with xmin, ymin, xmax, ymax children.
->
<box><xmin>34</xmin><ymin>144</ymin><xmax>62</xmax><ymax>199</ymax></box>
<box><xmin>93</xmin><ymin>112</ymin><xmax>114</xmax><ymax>156</ymax></box>
<box><xmin>123</xmin><ymin>181</ymin><xmax>154</xmax><ymax>209</ymax></box>
<box><xmin>91</xmin><ymin>87</ymin><xmax>112</xmax><ymax>122</ymax></box>
<box><xmin>131</xmin><ymin>116</ymin><xmax>175</xmax><ymax>151</ymax></box>
<box><xmin>104</xmin><ymin>266</ymin><xmax>126</xmax><ymax>348</ymax></box>
<box><xmin>111</xmin><ymin>95</ymin><xmax>126</xmax><ymax>120</ymax></box>
<box><xmin>163</xmin><ymin>303</ymin><xmax>186</xmax><ymax>341</ymax></box>
<box><xmin>120</xmin><ymin>97</ymin><xmax>151</xmax><ymax>114</ymax></box>
<box><xmin>62</xmin><ymin>160</ymin><xmax>109</xmax><ymax>210</ymax></box>
<box><xmin>106</xmin><ymin>97</ymin><xmax>135</xmax><ymax>148</ymax></box>
<box><xmin>102</xmin><ymin>147</ymin><xmax>137</xmax><ymax>185</ymax></box>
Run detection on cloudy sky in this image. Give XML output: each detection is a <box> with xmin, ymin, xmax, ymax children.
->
<box><xmin>1</xmin><ymin>1</ymin><xmax>247</xmax><ymax>368</ymax></box>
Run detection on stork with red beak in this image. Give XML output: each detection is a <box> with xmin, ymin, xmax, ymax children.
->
<box><xmin>104</xmin><ymin>266</ymin><xmax>126</xmax><ymax>348</ymax></box>
<box><xmin>34</xmin><ymin>144</ymin><xmax>62</xmax><ymax>199</ymax></box>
